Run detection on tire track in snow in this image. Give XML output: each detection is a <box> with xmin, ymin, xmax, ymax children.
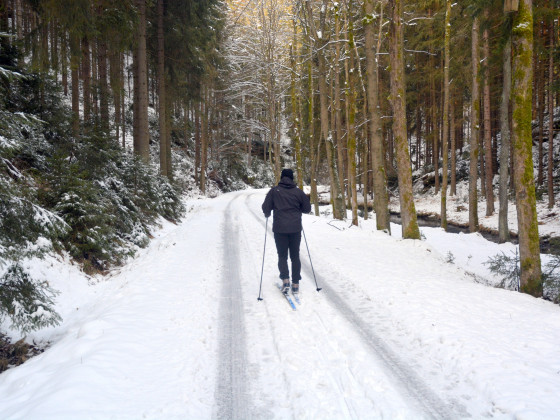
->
<box><xmin>244</xmin><ymin>192</ymin><xmax>457</xmax><ymax>419</ymax></box>
<box><xmin>214</xmin><ymin>194</ymin><xmax>250</xmax><ymax>419</ymax></box>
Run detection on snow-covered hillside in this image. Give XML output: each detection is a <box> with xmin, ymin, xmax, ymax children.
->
<box><xmin>1</xmin><ymin>190</ymin><xmax>559</xmax><ymax>419</ymax></box>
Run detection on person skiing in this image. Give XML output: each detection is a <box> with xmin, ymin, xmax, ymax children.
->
<box><xmin>262</xmin><ymin>168</ymin><xmax>311</xmax><ymax>295</ymax></box>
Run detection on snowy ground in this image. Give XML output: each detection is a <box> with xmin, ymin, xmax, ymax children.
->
<box><xmin>1</xmin><ymin>189</ymin><xmax>560</xmax><ymax>419</ymax></box>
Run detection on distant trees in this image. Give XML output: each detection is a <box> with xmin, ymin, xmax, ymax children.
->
<box><xmin>2</xmin><ymin>0</ymin><xmax>224</xmax><ymax>183</ymax></box>
<box><xmin>224</xmin><ymin>0</ymin><xmax>554</xmax><ymax>296</ymax></box>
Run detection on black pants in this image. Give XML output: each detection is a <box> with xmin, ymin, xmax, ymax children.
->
<box><xmin>273</xmin><ymin>232</ymin><xmax>302</xmax><ymax>282</ymax></box>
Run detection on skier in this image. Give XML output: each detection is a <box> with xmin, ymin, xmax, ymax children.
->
<box><xmin>262</xmin><ymin>168</ymin><xmax>311</xmax><ymax>296</ymax></box>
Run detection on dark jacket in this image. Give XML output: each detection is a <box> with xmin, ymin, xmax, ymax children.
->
<box><xmin>262</xmin><ymin>177</ymin><xmax>311</xmax><ymax>233</ymax></box>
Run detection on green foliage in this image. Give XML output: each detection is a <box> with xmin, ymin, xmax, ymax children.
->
<box><xmin>484</xmin><ymin>250</ymin><xmax>520</xmax><ymax>291</ymax></box>
<box><xmin>0</xmin><ymin>177</ymin><xmax>68</xmax><ymax>262</ymax></box>
<box><xmin>543</xmin><ymin>255</ymin><xmax>560</xmax><ymax>304</ymax></box>
<box><xmin>0</xmin><ymin>263</ymin><xmax>61</xmax><ymax>334</ymax></box>
<box><xmin>1</xmin><ymin>49</ymin><xmax>184</xmax><ymax>270</ymax></box>
<box><xmin>38</xmin><ymin>131</ymin><xmax>185</xmax><ymax>269</ymax></box>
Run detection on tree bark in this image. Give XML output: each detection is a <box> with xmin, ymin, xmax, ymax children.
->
<box><xmin>511</xmin><ymin>0</ymin><xmax>542</xmax><ymax>296</ymax></box>
<box><xmin>441</xmin><ymin>0</ymin><xmax>451</xmax><ymax>231</ymax></box>
<box><xmin>289</xmin><ymin>39</ymin><xmax>303</xmax><ymax>189</ymax></box>
<box><xmin>70</xmin><ymin>32</ymin><xmax>80</xmax><ymax>137</ymax></box>
<box><xmin>430</xmin><ymin>52</ymin><xmax>439</xmax><ymax>194</ymax></box>
<box><xmin>307</xmin><ymin>55</ymin><xmax>319</xmax><ymax>216</ymax></box>
<box><xmin>334</xmin><ymin>5</ymin><xmax>346</xmax><ymax>205</ymax></box>
<box><xmin>483</xmin><ymin>12</ymin><xmax>495</xmax><ymax>215</ymax></box>
<box><xmin>61</xmin><ymin>32</ymin><xmax>68</xmax><ymax>96</ymax></box>
<box><xmin>346</xmin><ymin>10</ymin><xmax>358</xmax><ymax>226</ymax></box>
<box><xmin>98</xmin><ymin>37</ymin><xmax>109</xmax><ymax>133</ymax></box>
<box><xmin>548</xmin><ymin>19</ymin><xmax>555</xmax><ymax>209</ymax></box>
<box><xmin>450</xmin><ymin>99</ymin><xmax>457</xmax><ymax>196</ymax></box>
<box><xmin>157</xmin><ymin>0</ymin><xmax>169</xmax><ymax>178</ymax></box>
<box><xmin>81</xmin><ymin>36</ymin><xmax>91</xmax><ymax>124</ymax></box>
<box><xmin>194</xmin><ymin>102</ymin><xmax>201</xmax><ymax>183</ymax></box>
<box><xmin>537</xmin><ymin>37</ymin><xmax>545</xmax><ymax>186</ymax></box>
<box><xmin>133</xmin><ymin>0</ymin><xmax>150</xmax><ymax>163</ymax></box>
<box><xmin>200</xmin><ymin>88</ymin><xmax>209</xmax><ymax>193</ymax></box>
<box><xmin>469</xmin><ymin>16</ymin><xmax>480</xmax><ymax>232</ymax></box>
<box><xmin>388</xmin><ymin>0</ymin><xmax>420</xmax><ymax>240</ymax></box>
<box><xmin>109</xmin><ymin>50</ymin><xmax>122</xmax><ymax>144</ymax></box>
<box><xmin>499</xmin><ymin>30</ymin><xmax>512</xmax><ymax>243</ymax></box>
<box><xmin>319</xmin><ymin>0</ymin><xmax>344</xmax><ymax>219</ymax></box>
<box><xmin>364</xmin><ymin>0</ymin><xmax>390</xmax><ymax>231</ymax></box>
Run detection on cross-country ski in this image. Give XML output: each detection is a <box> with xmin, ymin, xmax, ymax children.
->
<box><xmin>276</xmin><ymin>282</ymin><xmax>297</xmax><ymax>311</ymax></box>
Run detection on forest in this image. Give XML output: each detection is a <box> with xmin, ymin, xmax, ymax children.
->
<box><xmin>1</xmin><ymin>0</ymin><xmax>559</xmax><ymax>335</ymax></box>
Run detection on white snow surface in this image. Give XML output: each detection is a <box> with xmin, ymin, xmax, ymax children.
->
<box><xmin>1</xmin><ymin>189</ymin><xmax>560</xmax><ymax>419</ymax></box>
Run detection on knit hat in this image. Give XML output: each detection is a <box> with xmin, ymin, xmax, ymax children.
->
<box><xmin>281</xmin><ymin>168</ymin><xmax>294</xmax><ymax>180</ymax></box>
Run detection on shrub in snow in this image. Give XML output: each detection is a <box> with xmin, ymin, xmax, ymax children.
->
<box><xmin>0</xmin><ymin>177</ymin><xmax>68</xmax><ymax>263</ymax></box>
<box><xmin>445</xmin><ymin>251</ymin><xmax>455</xmax><ymax>264</ymax></box>
<box><xmin>484</xmin><ymin>250</ymin><xmax>521</xmax><ymax>291</ymax></box>
<box><xmin>485</xmin><ymin>251</ymin><xmax>560</xmax><ymax>303</ymax></box>
<box><xmin>1</xmin><ymin>52</ymin><xmax>185</xmax><ymax>275</ymax></box>
<box><xmin>0</xmin><ymin>263</ymin><xmax>61</xmax><ymax>334</ymax></box>
<box><xmin>543</xmin><ymin>255</ymin><xmax>560</xmax><ymax>304</ymax></box>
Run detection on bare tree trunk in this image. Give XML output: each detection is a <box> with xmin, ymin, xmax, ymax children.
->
<box><xmin>91</xmin><ymin>41</ymin><xmax>98</xmax><ymax>121</ymax></box>
<box><xmin>364</xmin><ymin>0</ymin><xmax>390</xmax><ymax>231</ymax></box>
<box><xmin>430</xmin><ymin>53</ymin><xmax>439</xmax><ymax>194</ymax></box>
<box><xmin>346</xmin><ymin>11</ymin><xmax>358</xmax><ymax>226</ymax></box>
<box><xmin>537</xmin><ymin>41</ymin><xmax>545</xmax><ymax>186</ymax></box>
<box><xmin>61</xmin><ymin>32</ymin><xmax>68</xmax><ymax>96</ymax></box>
<box><xmin>289</xmin><ymin>40</ymin><xmax>303</xmax><ymax>189</ymax></box>
<box><xmin>81</xmin><ymin>36</ymin><xmax>91</xmax><ymax>124</ymax></box>
<box><xmin>133</xmin><ymin>0</ymin><xmax>150</xmax><ymax>163</ymax></box>
<box><xmin>200</xmin><ymin>88</ymin><xmax>209</xmax><ymax>193</ymax></box>
<box><xmin>306</xmin><ymin>0</ymin><xmax>344</xmax><ymax>219</ymax></box>
<box><xmin>469</xmin><ymin>16</ymin><xmax>480</xmax><ymax>232</ymax></box>
<box><xmin>548</xmin><ymin>19</ymin><xmax>555</xmax><ymax>209</ymax></box>
<box><xmin>109</xmin><ymin>50</ymin><xmax>122</xmax><ymax>144</ymax></box>
<box><xmin>441</xmin><ymin>0</ymin><xmax>451</xmax><ymax>231</ymax></box>
<box><xmin>389</xmin><ymin>0</ymin><xmax>420</xmax><ymax>239</ymax></box>
<box><xmin>157</xmin><ymin>0</ymin><xmax>168</xmax><ymax>178</ymax></box>
<box><xmin>334</xmin><ymin>5</ymin><xmax>346</xmax><ymax>205</ymax></box>
<box><xmin>307</xmin><ymin>55</ymin><xmax>319</xmax><ymax>216</ymax></box>
<box><xmin>195</xmin><ymin>102</ymin><xmax>201</xmax><ymax>183</ymax></box>
<box><xmin>511</xmin><ymin>0</ymin><xmax>542</xmax><ymax>296</ymax></box>
<box><xmin>70</xmin><ymin>32</ymin><xmax>80</xmax><ymax>137</ymax></box>
<box><xmin>15</xmin><ymin>0</ymin><xmax>22</xmax><ymax>40</ymax></box>
<box><xmin>483</xmin><ymin>12</ymin><xmax>495</xmax><ymax>215</ymax></box>
<box><xmin>499</xmin><ymin>29</ymin><xmax>512</xmax><ymax>243</ymax></box>
<box><xmin>535</xmin><ymin>28</ymin><xmax>545</xmax><ymax>186</ymax></box>
<box><xmin>450</xmin><ymin>99</ymin><xmax>457</xmax><ymax>196</ymax></box>
<box><xmin>98</xmin><ymin>38</ymin><xmax>109</xmax><ymax>133</ymax></box>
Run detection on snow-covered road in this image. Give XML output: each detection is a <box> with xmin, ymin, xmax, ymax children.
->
<box><xmin>1</xmin><ymin>189</ymin><xmax>560</xmax><ymax>419</ymax></box>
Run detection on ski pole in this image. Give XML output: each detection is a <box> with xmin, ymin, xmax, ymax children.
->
<box><xmin>302</xmin><ymin>227</ymin><xmax>321</xmax><ymax>292</ymax></box>
<box><xmin>257</xmin><ymin>217</ymin><xmax>269</xmax><ymax>301</ymax></box>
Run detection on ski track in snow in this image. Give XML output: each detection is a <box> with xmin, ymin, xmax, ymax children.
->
<box><xmin>242</xmin><ymin>191</ymin><xmax>462</xmax><ymax>419</ymax></box>
<box><xmin>215</xmin><ymin>194</ymin><xmax>249</xmax><ymax>419</ymax></box>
